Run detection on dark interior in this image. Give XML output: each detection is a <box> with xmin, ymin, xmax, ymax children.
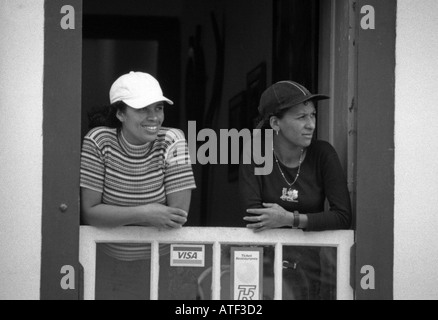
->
<box><xmin>81</xmin><ymin>0</ymin><xmax>320</xmax><ymax>227</ymax></box>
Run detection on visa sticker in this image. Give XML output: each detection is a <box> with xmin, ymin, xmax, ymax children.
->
<box><xmin>170</xmin><ymin>244</ymin><xmax>205</xmax><ymax>267</ymax></box>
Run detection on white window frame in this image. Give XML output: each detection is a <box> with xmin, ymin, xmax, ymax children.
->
<box><xmin>80</xmin><ymin>226</ymin><xmax>354</xmax><ymax>300</ymax></box>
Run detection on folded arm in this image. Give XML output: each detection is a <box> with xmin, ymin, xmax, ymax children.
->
<box><xmin>80</xmin><ymin>187</ymin><xmax>191</xmax><ymax>229</ymax></box>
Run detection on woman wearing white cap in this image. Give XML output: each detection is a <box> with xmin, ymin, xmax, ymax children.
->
<box><xmin>80</xmin><ymin>72</ymin><xmax>197</xmax><ymax>299</ymax></box>
<box><xmin>239</xmin><ymin>80</ymin><xmax>352</xmax><ymax>300</ymax></box>
<box><xmin>81</xmin><ymin>71</ymin><xmax>196</xmax><ymax>229</ymax></box>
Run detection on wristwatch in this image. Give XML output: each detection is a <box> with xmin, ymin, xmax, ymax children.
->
<box><xmin>292</xmin><ymin>211</ymin><xmax>300</xmax><ymax>229</ymax></box>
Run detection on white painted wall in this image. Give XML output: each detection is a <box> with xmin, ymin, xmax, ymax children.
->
<box><xmin>395</xmin><ymin>0</ymin><xmax>438</xmax><ymax>300</ymax></box>
<box><xmin>0</xmin><ymin>0</ymin><xmax>44</xmax><ymax>300</ymax></box>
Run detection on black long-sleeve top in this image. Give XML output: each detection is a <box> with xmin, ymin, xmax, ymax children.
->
<box><xmin>239</xmin><ymin>140</ymin><xmax>352</xmax><ymax>231</ymax></box>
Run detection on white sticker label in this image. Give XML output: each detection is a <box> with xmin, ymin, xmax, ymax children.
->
<box><xmin>231</xmin><ymin>247</ymin><xmax>263</xmax><ymax>300</ymax></box>
<box><xmin>170</xmin><ymin>244</ymin><xmax>205</xmax><ymax>267</ymax></box>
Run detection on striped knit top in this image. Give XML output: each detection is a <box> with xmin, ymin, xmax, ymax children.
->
<box><xmin>80</xmin><ymin>126</ymin><xmax>196</xmax><ymax>207</ymax></box>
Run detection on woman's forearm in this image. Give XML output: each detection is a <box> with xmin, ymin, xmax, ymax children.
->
<box><xmin>80</xmin><ymin>188</ymin><xmax>192</xmax><ymax>228</ymax></box>
<box><xmin>298</xmin><ymin>214</ymin><xmax>308</xmax><ymax>229</ymax></box>
<box><xmin>82</xmin><ymin>203</ymin><xmax>146</xmax><ymax>228</ymax></box>
<box><xmin>284</xmin><ymin>211</ymin><xmax>309</xmax><ymax>229</ymax></box>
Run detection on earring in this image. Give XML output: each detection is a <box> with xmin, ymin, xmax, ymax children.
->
<box><xmin>276</xmin><ymin>130</ymin><xmax>279</xmax><ymax>136</ymax></box>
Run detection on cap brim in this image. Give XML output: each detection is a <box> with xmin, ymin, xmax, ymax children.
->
<box><xmin>307</xmin><ymin>94</ymin><xmax>330</xmax><ymax>102</ymax></box>
<box><xmin>123</xmin><ymin>96</ymin><xmax>174</xmax><ymax>109</ymax></box>
<box><xmin>279</xmin><ymin>94</ymin><xmax>330</xmax><ymax>111</ymax></box>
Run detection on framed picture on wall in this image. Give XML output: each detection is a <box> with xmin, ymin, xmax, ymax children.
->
<box><xmin>246</xmin><ymin>62</ymin><xmax>267</xmax><ymax>130</ymax></box>
<box><xmin>228</xmin><ymin>91</ymin><xmax>246</xmax><ymax>182</ymax></box>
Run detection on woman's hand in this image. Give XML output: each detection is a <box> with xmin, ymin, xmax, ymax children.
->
<box><xmin>140</xmin><ymin>203</ymin><xmax>188</xmax><ymax>230</ymax></box>
<box><xmin>244</xmin><ymin>203</ymin><xmax>294</xmax><ymax>232</ymax></box>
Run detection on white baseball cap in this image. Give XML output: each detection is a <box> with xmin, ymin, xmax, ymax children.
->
<box><xmin>109</xmin><ymin>71</ymin><xmax>174</xmax><ymax>109</ymax></box>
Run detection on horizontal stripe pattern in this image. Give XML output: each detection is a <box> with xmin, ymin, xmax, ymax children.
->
<box><xmin>172</xmin><ymin>260</ymin><xmax>203</xmax><ymax>265</ymax></box>
<box><xmin>98</xmin><ymin>243</ymin><xmax>171</xmax><ymax>261</ymax></box>
<box><xmin>172</xmin><ymin>246</ymin><xmax>204</xmax><ymax>252</ymax></box>
<box><xmin>80</xmin><ymin>127</ymin><xmax>196</xmax><ymax>207</ymax></box>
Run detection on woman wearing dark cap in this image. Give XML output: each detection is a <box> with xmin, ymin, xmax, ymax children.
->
<box><xmin>239</xmin><ymin>81</ymin><xmax>352</xmax><ymax>299</ymax></box>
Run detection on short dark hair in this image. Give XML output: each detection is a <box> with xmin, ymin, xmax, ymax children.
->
<box><xmin>259</xmin><ymin>107</ymin><xmax>289</xmax><ymax>130</ymax></box>
<box><xmin>87</xmin><ymin>101</ymin><xmax>128</xmax><ymax>129</ymax></box>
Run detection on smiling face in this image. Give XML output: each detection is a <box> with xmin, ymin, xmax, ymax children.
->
<box><xmin>271</xmin><ymin>101</ymin><xmax>316</xmax><ymax>149</ymax></box>
<box><xmin>117</xmin><ymin>102</ymin><xmax>165</xmax><ymax>145</ymax></box>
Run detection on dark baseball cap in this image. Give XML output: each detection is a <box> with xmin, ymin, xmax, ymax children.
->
<box><xmin>256</xmin><ymin>81</ymin><xmax>329</xmax><ymax>128</ymax></box>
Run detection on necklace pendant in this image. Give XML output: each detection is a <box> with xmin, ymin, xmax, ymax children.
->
<box><xmin>280</xmin><ymin>188</ymin><xmax>299</xmax><ymax>203</ymax></box>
